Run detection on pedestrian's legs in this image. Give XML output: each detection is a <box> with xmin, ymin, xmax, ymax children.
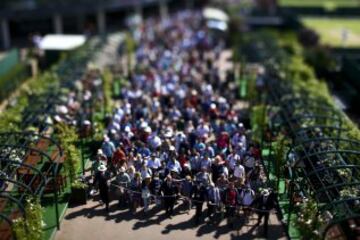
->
<box><xmin>195</xmin><ymin>203</ymin><xmax>203</xmax><ymax>224</ymax></box>
<box><xmin>118</xmin><ymin>191</ymin><xmax>125</xmax><ymax>207</ymax></box>
<box><xmin>164</xmin><ymin>199</ymin><xmax>170</xmax><ymax>215</ymax></box>
<box><xmin>143</xmin><ymin>197</ymin><xmax>149</xmax><ymax>212</ymax></box>
<box><xmin>257</xmin><ymin>212</ymin><xmax>264</xmax><ymax>225</ymax></box>
<box><xmin>226</xmin><ymin>206</ymin><xmax>235</xmax><ymax>228</ymax></box>
<box><xmin>243</xmin><ymin>206</ymin><xmax>250</xmax><ymax>223</ymax></box>
<box><xmin>155</xmin><ymin>195</ymin><xmax>161</xmax><ymax>207</ymax></box>
<box><xmin>104</xmin><ymin>199</ymin><xmax>109</xmax><ymax>212</ymax></box>
<box><xmin>207</xmin><ymin>204</ymin><xmax>214</xmax><ymax>221</ymax></box>
<box><xmin>169</xmin><ymin>198</ymin><xmax>175</xmax><ymax>215</ymax></box>
<box><xmin>263</xmin><ymin>213</ymin><xmax>269</xmax><ymax>236</ymax></box>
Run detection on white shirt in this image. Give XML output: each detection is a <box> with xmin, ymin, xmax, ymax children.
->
<box><xmin>148</xmin><ymin>135</ymin><xmax>162</xmax><ymax>149</ymax></box>
<box><xmin>234</xmin><ymin>164</ymin><xmax>245</xmax><ymax>179</ymax></box>
<box><xmin>147</xmin><ymin>158</ymin><xmax>161</xmax><ymax>169</ymax></box>
<box><xmin>196</xmin><ymin>124</ymin><xmax>210</xmax><ymax>138</ymax></box>
<box><xmin>227</xmin><ymin>153</ymin><xmax>240</xmax><ymax>170</ymax></box>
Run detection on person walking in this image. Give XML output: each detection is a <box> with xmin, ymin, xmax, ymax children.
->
<box><xmin>192</xmin><ymin>181</ymin><xmax>207</xmax><ymax>225</ymax></box>
<box><xmin>224</xmin><ymin>181</ymin><xmax>238</xmax><ymax>229</ymax></box>
<box><xmin>207</xmin><ymin>182</ymin><xmax>221</xmax><ymax>224</ymax></box>
<box><xmin>161</xmin><ymin>175</ymin><xmax>178</xmax><ymax>218</ymax></box>
<box><xmin>115</xmin><ymin>166</ymin><xmax>131</xmax><ymax>208</ymax></box>
<box><xmin>94</xmin><ymin>164</ymin><xmax>110</xmax><ymax>212</ymax></box>
<box><xmin>252</xmin><ymin>189</ymin><xmax>276</xmax><ymax>237</ymax></box>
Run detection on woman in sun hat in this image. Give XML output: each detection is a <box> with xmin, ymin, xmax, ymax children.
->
<box><xmin>94</xmin><ymin>164</ymin><xmax>110</xmax><ymax>212</ymax></box>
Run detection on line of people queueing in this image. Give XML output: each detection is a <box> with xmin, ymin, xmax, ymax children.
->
<box><xmin>91</xmin><ymin>10</ymin><xmax>276</xmax><ymax>236</ymax></box>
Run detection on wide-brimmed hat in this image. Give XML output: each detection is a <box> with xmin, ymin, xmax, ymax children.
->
<box><xmin>164</xmin><ymin>128</ymin><xmax>173</xmax><ymax>138</ymax></box>
<box><xmin>140</xmin><ymin>121</ymin><xmax>148</xmax><ymax>129</ymax></box>
<box><xmin>98</xmin><ymin>164</ymin><xmax>107</xmax><ymax>172</ymax></box>
<box><xmin>83</xmin><ymin>120</ymin><xmax>91</xmax><ymax>126</ymax></box>
<box><xmin>144</xmin><ymin>126</ymin><xmax>152</xmax><ymax>133</ymax></box>
<box><xmin>124</xmin><ymin>126</ymin><xmax>131</xmax><ymax>132</ymax></box>
<box><xmin>262</xmin><ymin>189</ymin><xmax>270</xmax><ymax>197</ymax></box>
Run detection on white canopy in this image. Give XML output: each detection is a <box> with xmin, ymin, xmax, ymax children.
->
<box><xmin>203</xmin><ymin>8</ymin><xmax>229</xmax><ymax>23</ymax></box>
<box><xmin>39</xmin><ymin>34</ymin><xmax>86</xmax><ymax>51</ymax></box>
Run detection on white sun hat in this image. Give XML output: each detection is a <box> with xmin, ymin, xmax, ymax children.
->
<box><xmin>98</xmin><ymin>164</ymin><xmax>107</xmax><ymax>172</ymax></box>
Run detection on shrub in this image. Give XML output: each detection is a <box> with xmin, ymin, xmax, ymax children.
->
<box><xmin>295</xmin><ymin>199</ymin><xmax>325</xmax><ymax>240</ymax></box>
<box><xmin>251</xmin><ymin>104</ymin><xmax>268</xmax><ymax>142</ymax></box>
<box><xmin>55</xmin><ymin>122</ymin><xmax>80</xmax><ymax>184</ymax></box>
<box><xmin>12</xmin><ymin>197</ymin><xmax>43</xmax><ymax>240</ymax></box>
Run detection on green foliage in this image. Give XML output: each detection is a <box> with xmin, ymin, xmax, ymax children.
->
<box><xmin>93</xmin><ymin>121</ymin><xmax>105</xmax><ymax>142</ymax></box>
<box><xmin>273</xmin><ymin>133</ymin><xmax>290</xmax><ymax>177</ymax></box>
<box><xmin>295</xmin><ymin>199</ymin><xmax>325</xmax><ymax>240</ymax></box>
<box><xmin>102</xmin><ymin>68</ymin><xmax>113</xmax><ymax>114</ymax></box>
<box><xmin>0</xmin><ymin>63</ymin><xmax>29</xmax><ymax>102</ymax></box>
<box><xmin>0</xmin><ymin>69</ymin><xmax>59</xmax><ymax>132</ymax></box>
<box><xmin>55</xmin><ymin>122</ymin><xmax>80</xmax><ymax>183</ymax></box>
<box><xmin>71</xmin><ymin>179</ymin><xmax>87</xmax><ymax>189</ymax></box>
<box><xmin>56</xmin><ymin>122</ymin><xmax>78</xmax><ymax>144</ymax></box>
<box><xmin>283</xmin><ymin>55</ymin><xmax>316</xmax><ymax>84</ymax></box>
<box><xmin>246</xmin><ymin>73</ymin><xmax>257</xmax><ymax>102</ymax></box>
<box><xmin>0</xmin><ymin>94</ymin><xmax>28</xmax><ymax>131</ymax></box>
<box><xmin>251</xmin><ymin>104</ymin><xmax>268</xmax><ymax>142</ymax></box>
<box><xmin>343</xmin><ymin>118</ymin><xmax>360</xmax><ymax>141</ymax></box>
<box><xmin>12</xmin><ymin>197</ymin><xmax>43</xmax><ymax>240</ymax></box>
<box><xmin>125</xmin><ymin>33</ymin><xmax>135</xmax><ymax>71</ymax></box>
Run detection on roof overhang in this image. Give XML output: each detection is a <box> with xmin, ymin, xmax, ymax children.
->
<box><xmin>39</xmin><ymin>34</ymin><xmax>86</xmax><ymax>51</ymax></box>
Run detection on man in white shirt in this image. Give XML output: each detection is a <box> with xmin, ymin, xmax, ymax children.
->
<box><xmin>147</xmin><ymin>154</ymin><xmax>162</xmax><ymax>171</ymax></box>
<box><xmin>239</xmin><ymin>185</ymin><xmax>255</xmax><ymax>223</ymax></box>
<box><xmin>233</xmin><ymin>161</ymin><xmax>245</xmax><ymax>180</ymax></box>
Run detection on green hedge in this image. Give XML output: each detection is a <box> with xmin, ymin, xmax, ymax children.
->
<box><xmin>0</xmin><ymin>63</ymin><xmax>30</xmax><ymax>102</ymax></box>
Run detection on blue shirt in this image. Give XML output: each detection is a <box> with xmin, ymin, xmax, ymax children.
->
<box><xmin>101</xmin><ymin>141</ymin><xmax>116</xmax><ymax>158</ymax></box>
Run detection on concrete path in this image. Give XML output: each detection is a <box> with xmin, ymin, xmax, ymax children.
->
<box><xmin>55</xmin><ymin>198</ymin><xmax>286</xmax><ymax>240</ymax></box>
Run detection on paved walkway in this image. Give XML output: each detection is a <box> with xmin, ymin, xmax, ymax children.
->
<box><xmin>55</xmin><ymin>197</ymin><xmax>286</xmax><ymax>240</ymax></box>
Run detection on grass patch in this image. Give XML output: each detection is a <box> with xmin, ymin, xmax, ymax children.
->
<box><xmin>279</xmin><ymin>0</ymin><xmax>360</xmax><ymax>9</ymax></box>
<box><xmin>301</xmin><ymin>17</ymin><xmax>360</xmax><ymax>47</ymax></box>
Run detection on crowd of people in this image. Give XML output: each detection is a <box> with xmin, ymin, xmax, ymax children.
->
<box><xmin>91</xmin><ymin>10</ymin><xmax>276</xmax><ymax>236</ymax></box>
